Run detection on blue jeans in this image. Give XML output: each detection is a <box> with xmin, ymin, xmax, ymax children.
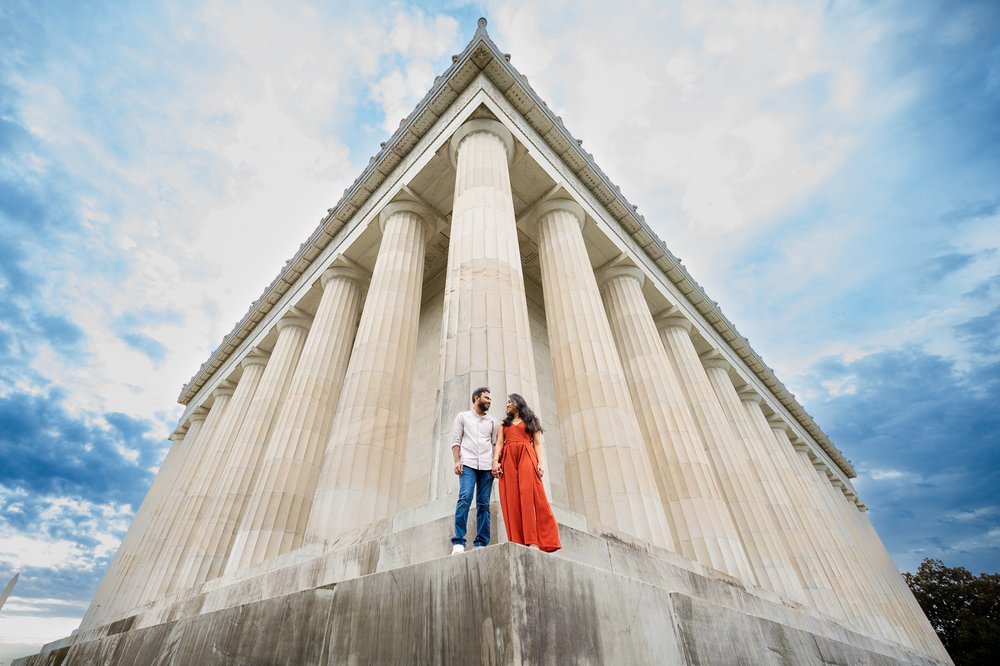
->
<box><xmin>452</xmin><ymin>466</ymin><xmax>493</xmax><ymax>547</ymax></box>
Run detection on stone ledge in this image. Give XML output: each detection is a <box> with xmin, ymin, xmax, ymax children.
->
<box><xmin>16</xmin><ymin>542</ymin><xmax>945</xmax><ymax>665</ymax></box>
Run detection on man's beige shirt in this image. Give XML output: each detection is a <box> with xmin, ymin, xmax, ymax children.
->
<box><xmin>451</xmin><ymin>410</ymin><xmax>496</xmax><ymax>471</ymax></box>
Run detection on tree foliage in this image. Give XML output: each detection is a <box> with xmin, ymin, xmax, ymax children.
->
<box><xmin>904</xmin><ymin>558</ymin><xmax>1000</xmax><ymax>665</ymax></box>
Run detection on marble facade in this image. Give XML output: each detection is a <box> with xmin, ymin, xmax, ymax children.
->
<box><xmin>65</xmin><ymin>18</ymin><xmax>949</xmax><ymax>666</ymax></box>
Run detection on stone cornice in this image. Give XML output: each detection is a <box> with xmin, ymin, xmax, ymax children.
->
<box><xmin>176</xmin><ymin>19</ymin><xmax>854</xmax><ymax>478</ymax></box>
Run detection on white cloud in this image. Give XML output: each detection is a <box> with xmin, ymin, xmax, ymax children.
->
<box><xmin>0</xmin><ymin>487</ymin><xmax>133</xmax><ymax>571</ymax></box>
<box><xmin>0</xmin><ymin>614</ymin><xmax>82</xmax><ymax>650</ymax></box>
<box><xmin>0</xmin><ymin>531</ymin><xmax>90</xmax><ymax>571</ymax></box>
<box><xmin>948</xmin><ymin>527</ymin><xmax>1000</xmax><ymax>554</ymax></box>
<box><xmin>867</xmin><ymin>468</ymin><xmax>908</xmax><ymax>481</ymax></box>
<box><xmin>945</xmin><ymin>507</ymin><xmax>998</xmax><ymax>523</ymax></box>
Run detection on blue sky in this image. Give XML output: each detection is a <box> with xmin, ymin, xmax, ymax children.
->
<box><xmin>1</xmin><ymin>0</ymin><xmax>997</xmax><ymax>659</ymax></box>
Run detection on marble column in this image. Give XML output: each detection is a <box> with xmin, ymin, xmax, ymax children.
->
<box><xmin>813</xmin><ymin>465</ymin><xmax>919</xmax><ymax>649</ymax></box>
<box><xmin>227</xmin><ymin>261</ymin><xmax>368</xmax><ymax>572</ymax></box>
<box><xmin>83</xmin><ymin>417</ymin><xmax>202</xmax><ymax>628</ymax></box>
<box><xmin>429</xmin><ymin>119</ymin><xmax>538</xmax><ymax>501</ymax></box>
<box><xmin>178</xmin><ymin>311</ymin><xmax>311</xmax><ymax>590</ymax></box>
<box><xmin>655</xmin><ymin>315</ymin><xmax>757</xmax><ymax>584</ymax></box>
<box><xmin>782</xmin><ymin>435</ymin><xmax>885</xmax><ymax>637</ymax></box>
<box><xmin>598</xmin><ymin>264</ymin><xmax>749</xmax><ymax>576</ymax></box>
<box><xmin>306</xmin><ymin>202</ymin><xmax>433</xmax><ymax>541</ymax></box>
<box><xmin>766</xmin><ymin>421</ymin><xmax>879</xmax><ymax>629</ymax></box>
<box><xmin>701</xmin><ymin>356</ymin><xmax>806</xmax><ymax>601</ymax></box>
<box><xmin>121</xmin><ymin>384</ymin><xmax>235</xmax><ymax>612</ymax></box>
<box><xmin>150</xmin><ymin>356</ymin><xmax>267</xmax><ymax>601</ymax></box>
<box><xmin>725</xmin><ymin>401</ymin><xmax>841</xmax><ymax>620</ymax></box>
<box><xmin>530</xmin><ymin>199</ymin><xmax>672</xmax><ymax>549</ymax></box>
<box><xmin>849</xmin><ymin>505</ymin><xmax>953</xmax><ymax>661</ymax></box>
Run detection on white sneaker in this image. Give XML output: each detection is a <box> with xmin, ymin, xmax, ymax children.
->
<box><xmin>473</xmin><ymin>545</ymin><xmax>486</xmax><ymax>550</ymax></box>
<box><xmin>451</xmin><ymin>544</ymin><xmax>465</xmax><ymax>555</ymax></box>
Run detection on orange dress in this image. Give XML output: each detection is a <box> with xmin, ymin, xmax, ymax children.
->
<box><xmin>498</xmin><ymin>421</ymin><xmax>561</xmax><ymax>552</ymax></box>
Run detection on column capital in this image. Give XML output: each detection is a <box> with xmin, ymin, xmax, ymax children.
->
<box><xmin>378</xmin><ymin>201</ymin><xmax>437</xmax><ymax>236</ymax></box>
<box><xmin>595</xmin><ymin>262</ymin><xmax>645</xmax><ymax>289</ymax></box>
<box><xmin>653</xmin><ymin>309</ymin><xmax>693</xmax><ymax>333</ymax></box>
<box><xmin>766</xmin><ymin>413</ymin><xmax>789</xmax><ymax>431</ymax></box>
<box><xmin>275</xmin><ymin>307</ymin><xmax>312</xmax><ymax>333</ymax></box>
<box><xmin>700</xmin><ymin>349</ymin><xmax>730</xmax><ymax>370</ymax></box>
<box><xmin>526</xmin><ymin>198</ymin><xmax>586</xmax><ymax>231</ymax></box>
<box><xmin>320</xmin><ymin>256</ymin><xmax>370</xmax><ymax>290</ymax></box>
<box><xmin>736</xmin><ymin>385</ymin><xmax>762</xmax><ymax>403</ymax></box>
<box><xmin>449</xmin><ymin>118</ymin><xmax>515</xmax><ymax>166</ymax></box>
<box><xmin>212</xmin><ymin>380</ymin><xmax>237</xmax><ymax>399</ymax></box>
<box><xmin>188</xmin><ymin>405</ymin><xmax>210</xmax><ymax>424</ymax></box>
<box><xmin>240</xmin><ymin>350</ymin><xmax>270</xmax><ymax>370</ymax></box>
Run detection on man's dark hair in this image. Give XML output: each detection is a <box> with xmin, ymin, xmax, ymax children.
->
<box><xmin>472</xmin><ymin>386</ymin><xmax>491</xmax><ymax>402</ymax></box>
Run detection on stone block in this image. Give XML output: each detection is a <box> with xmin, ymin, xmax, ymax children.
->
<box><xmin>16</xmin><ymin>531</ymin><xmax>947</xmax><ymax>665</ymax></box>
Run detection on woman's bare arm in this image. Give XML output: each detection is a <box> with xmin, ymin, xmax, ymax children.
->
<box><xmin>492</xmin><ymin>424</ymin><xmax>504</xmax><ymax>477</ymax></box>
<box><xmin>533</xmin><ymin>431</ymin><xmax>545</xmax><ymax>478</ymax></box>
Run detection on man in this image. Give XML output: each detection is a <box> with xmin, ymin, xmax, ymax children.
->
<box><xmin>450</xmin><ymin>386</ymin><xmax>497</xmax><ymax>554</ymax></box>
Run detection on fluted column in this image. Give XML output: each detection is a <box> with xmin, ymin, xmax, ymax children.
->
<box><xmin>766</xmin><ymin>422</ymin><xmax>878</xmax><ymax>631</ymax></box>
<box><xmin>655</xmin><ymin>316</ymin><xmax>757</xmax><ymax>584</ymax></box>
<box><xmin>120</xmin><ymin>386</ymin><xmax>233</xmax><ymax>611</ymax></box>
<box><xmin>306</xmin><ymin>202</ymin><xmax>433</xmax><ymax>540</ymax></box>
<box><xmin>783</xmin><ymin>435</ymin><xmax>885</xmax><ymax>637</ymax></box>
<box><xmin>178</xmin><ymin>311</ymin><xmax>311</xmax><ymax>589</ymax></box>
<box><xmin>429</xmin><ymin>119</ymin><xmax>538</xmax><ymax>500</ymax></box>
<box><xmin>227</xmin><ymin>261</ymin><xmax>368</xmax><ymax>572</ymax></box>
<box><xmin>150</xmin><ymin>357</ymin><xmax>267</xmax><ymax>601</ymax></box>
<box><xmin>849</xmin><ymin>506</ymin><xmax>953</xmax><ymax>661</ymax></box>
<box><xmin>700</xmin><ymin>357</ymin><xmax>807</xmax><ymax>601</ymax></box>
<box><xmin>529</xmin><ymin>199</ymin><xmax>671</xmax><ymax>549</ymax></box>
<box><xmin>813</xmin><ymin>465</ymin><xmax>919</xmax><ymax>648</ymax></box>
<box><xmin>728</xmin><ymin>400</ymin><xmax>841</xmax><ymax>620</ymax></box>
<box><xmin>82</xmin><ymin>417</ymin><xmax>202</xmax><ymax>628</ymax></box>
<box><xmin>598</xmin><ymin>264</ymin><xmax>749</xmax><ymax>575</ymax></box>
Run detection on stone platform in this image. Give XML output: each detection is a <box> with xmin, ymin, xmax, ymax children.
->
<box><xmin>15</xmin><ymin>502</ymin><xmax>946</xmax><ymax>665</ymax></box>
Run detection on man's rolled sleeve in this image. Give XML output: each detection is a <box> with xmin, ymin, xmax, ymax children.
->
<box><xmin>450</xmin><ymin>414</ymin><xmax>464</xmax><ymax>448</ymax></box>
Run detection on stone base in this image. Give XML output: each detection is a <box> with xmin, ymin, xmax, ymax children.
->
<box><xmin>14</xmin><ymin>503</ymin><xmax>947</xmax><ymax>665</ymax></box>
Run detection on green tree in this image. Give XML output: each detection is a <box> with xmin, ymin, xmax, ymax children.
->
<box><xmin>903</xmin><ymin>558</ymin><xmax>1000</xmax><ymax>665</ymax></box>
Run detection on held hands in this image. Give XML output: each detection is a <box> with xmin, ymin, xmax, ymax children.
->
<box><xmin>454</xmin><ymin>461</ymin><xmax>463</xmax><ymax>476</ymax></box>
<box><xmin>491</xmin><ymin>460</ymin><xmax>502</xmax><ymax>478</ymax></box>
<box><xmin>536</xmin><ymin>464</ymin><xmax>544</xmax><ymax>478</ymax></box>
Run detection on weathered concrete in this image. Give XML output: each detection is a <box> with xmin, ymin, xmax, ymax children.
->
<box><xmin>17</xmin><ymin>513</ymin><xmax>947</xmax><ymax>665</ymax></box>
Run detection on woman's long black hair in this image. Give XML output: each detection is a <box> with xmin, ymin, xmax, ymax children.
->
<box><xmin>502</xmin><ymin>393</ymin><xmax>544</xmax><ymax>435</ymax></box>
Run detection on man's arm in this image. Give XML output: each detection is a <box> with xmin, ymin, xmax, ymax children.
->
<box><xmin>451</xmin><ymin>413</ymin><xmax>464</xmax><ymax>476</ymax></box>
<box><xmin>491</xmin><ymin>421</ymin><xmax>503</xmax><ymax>478</ymax></box>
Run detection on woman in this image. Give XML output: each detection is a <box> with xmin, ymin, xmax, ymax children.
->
<box><xmin>492</xmin><ymin>393</ymin><xmax>561</xmax><ymax>552</ymax></box>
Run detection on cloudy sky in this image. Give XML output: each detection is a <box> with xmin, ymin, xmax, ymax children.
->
<box><xmin>1</xmin><ymin>0</ymin><xmax>997</xmax><ymax>659</ymax></box>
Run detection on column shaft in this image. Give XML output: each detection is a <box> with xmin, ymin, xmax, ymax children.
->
<box><xmin>733</xmin><ymin>405</ymin><xmax>842</xmax><ymax>620</ymax></box>
<box><xmin>814</xmin><ymin>468</ymin><xmax>920</xmax><ymax>648</ymax></box>
<box><xmin>430</xmin><ymin>120</ymin><xmax>538</xmax><ymax>500</ymax></box>
<box><xmin>702</xmin><ymin>361</ymin><xmax>806</xmax><ymax>601</ymax></box>
<box><xmin>178</xmin><ymin>314</ymin><xmax>311</xmax><ymax>589</ymax></box>
<box><xmin>785</xmin><ymin>440</ymin><xmax>885</xmax><ymax>637</ymax></box>
<box><xmin>850</xmin><ymin>508</ymin><xmax>953</xmax><ymax>661</ymax></box>
<box><xmin>306</xmin><ymin>203</ymin><xmax>432</xmax><ymax>540</ymax></box>
<box><xmin>599</xmin><ymin>267</ymin><xmax>749</xmax><ymax>576</ymax></box>
<box><xmin>121</xmin><ymin>387</ymin><xmax>235</xmax><ymax>612</ymax></box>
<box><xmin>532</xmin><ymin>200</ymin><xmax>672</xmax><ymax>549</ymax></box>
<box><xmin>227</xmin><ymin>265</ymin><xmax>367</xmax><ymax>572</ymax></box>
<box><xmin>150</xmin><ymin>361</ymin><xmax>266</xmax><ymax>601</ymax></box>
<box><xmin>82</xmin><ymin>419</ymin><xmax>201</xmax><ymax>628</ymax></box>
<box><xmin>656</xmin><ymin>319</ymin><xmax>758</xmax><ymax>584</ymax></box>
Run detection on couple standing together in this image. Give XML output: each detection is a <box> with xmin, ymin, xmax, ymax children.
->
<box><xmin>449</xmin><ymin>387</ymin><xmax>561</xmax><ymax>554</ymax></box>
